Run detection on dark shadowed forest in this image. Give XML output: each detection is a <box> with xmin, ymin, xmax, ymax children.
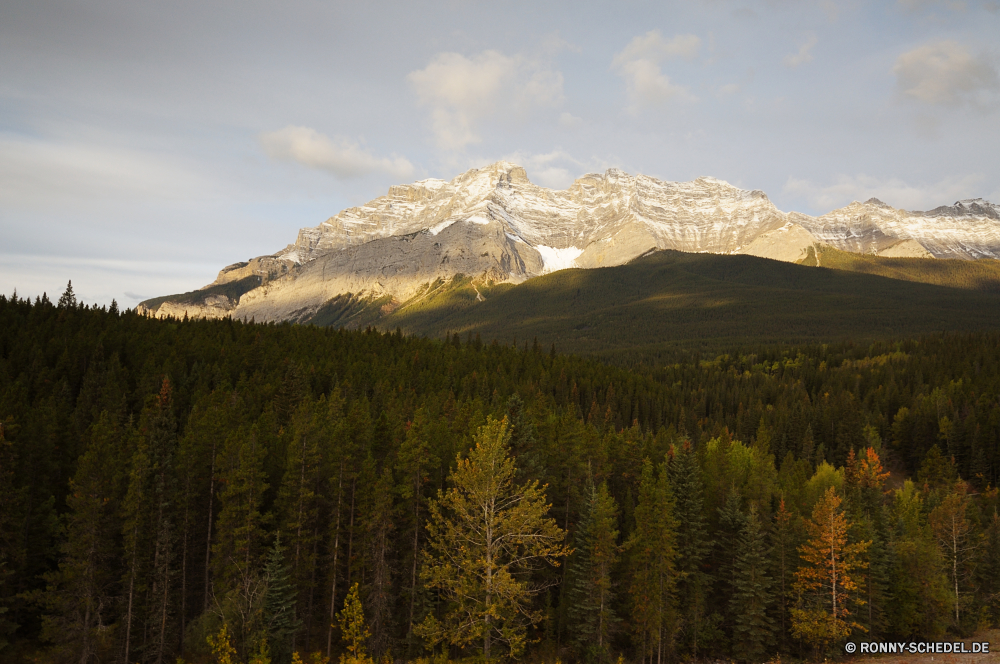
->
<box><xmin>2</xmin><ymin>287</ymin><xmax>1000</xmax><ymax>664</ymax></box>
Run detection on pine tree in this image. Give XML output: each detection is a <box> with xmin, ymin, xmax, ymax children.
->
<box><xmin>730</xmin><ymin>506</ymin><xmax>775</xmax><ymax>663</ymax></box>
<box><xmin>770</xmin><ymin>497</ymin><xmax>797</xmax><ymax>650</ymax></box>
<box><xmin>416</xmin><ymin>417</ymin><xmax>569</xmax><ymax>659</ymax></box>
<box><xmin>791</xmin><ymin>487</ymin><xmax>870</xmax><ymax>653</ymax></box>
<box><xmin>57</xmin><ymin>280</ymin><xmax>76</xmax><ymax>309</ymax></box>
<box><xmin>37</xmin><ymin>411</ymin><xmax>124</xmax><ymax>662</ymax></box>
<box><xmin>365</xmin><ymin>466</ymin><xmax>395</xmax><ymax>660</ymax></box>
<box><xmin>627</xmin><ymin>458</ymin><xmax>677</xmax><ymax>664</ymax></box>
<box><xmin>394</xmin><ymin>406</ymin><xmax>438</xmax><ymax>655</ymax></box>
<box><xmin>567</xmin><ymin>480</ymin><xmax>620</xmax><ymax>663</ymax></box>
<box><xmin>264</xmin><ymin>534</ymin><xmax>299</xmax><ymax>664</ymax></box>
<box><xmin>716</xmin><ymin>489</ymin><xmax>747</xmax><ymax>636</ymax></box>
<box><xmin>276</xmin><ymin>401</ymin><xmax>323</xmax><ymax>649</ymax></box>
<box><xmin>666</xmin><ymin>442</ymin><xmax>712</xmax><ymax>658</ymax></box>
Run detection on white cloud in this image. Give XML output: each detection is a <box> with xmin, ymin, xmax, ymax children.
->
<box><xmin>783</xmin><ymin>172</ymin><xmax>985</xmax><ymax>211</ymax></box>
<box><xmin>612</xmin><ymin>31</ymin><xmax>700</xmax><ymax>113</ymax></box>
<box><xmin>784</xmin><ymin>34</ymin><xmax>818</xmax><ymax>68</ymax></box>
<box><xmin>259</xmin><ymin>126</ymin><xmax>414</xmax><ymax>179</ymax></box>
<box><xmin>0</xmin><ymin>134</ymin><xmax>216</xmax><ymax>208</ymax></box>
<box><xmin>893</xmin><ymin>40</ymin><xmax>998</xmax><ymax>105</ymax></box>
<box><xmin>612</xmin><ymin>31</ymin><xmax>701</xmax><ymax>67</ymax></box>
<box><xmin>408</xmin><ymin>50</ymin><xmax>565</xmax><ymax>151</ymax></box>
<box><xmin>499</xmin><ymin>150</ymin><xmax>609</xmax><ymax>190</ymax></box>
<box><xmin>558</xmin><ymin>112</ymin><xmax>584</xmax><ymax>128</ymax></box>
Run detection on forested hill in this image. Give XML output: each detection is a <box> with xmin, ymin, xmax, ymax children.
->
<box><xmin>2</xmin><ymin>292</ymin><xmax>1000</xmax><ymax>663</ymax></box>
<box><xmin>363</xmin><ymin>250</ymin><xmax>1000</xmax><ymax>359</ymax></box>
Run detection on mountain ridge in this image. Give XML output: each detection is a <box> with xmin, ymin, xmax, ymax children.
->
<box><xmin>139</xmin><ymin>161</ymin><xmax>1000</xmax><ymax>323</ymax></box>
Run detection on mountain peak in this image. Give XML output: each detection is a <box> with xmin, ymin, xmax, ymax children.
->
<box><xmin>863</xmin><ymin>197</ymin><xmax>891</xmax><ymax>208</ymax></box>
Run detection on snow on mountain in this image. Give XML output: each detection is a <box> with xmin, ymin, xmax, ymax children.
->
<box><xmin>141</xmin><ymin>162</ymin><xmax>1000</xmax><ymax>322</ymax></box>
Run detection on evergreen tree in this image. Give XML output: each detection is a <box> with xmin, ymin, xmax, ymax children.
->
<box><xmin>729</xmin><ymin>506</ymin><xmax>775</xmax><ymax>663</ymax></box>
<box><xmin>264</xmin><ymin>534</ymin><xmax>299</xmax><ymax>664</ymax></box>
<box><xmin>666</xmin><ymin>442</ymin><xmax>712</xmax><ymax>658</ymax></box>
<box><xmin>365</xmin><ymin>466</ymin><xmax>395</xmax><ymax>661</ymax></box>
<box><xmin>567</xmin><ymin>480</ymin><xmax>620</xmax><ymax>663</ymax></box>
<box><xmin>57</xmin><ymin>281</ymin><xmax>76</xmax><ymax>309</ymax></box>
<box><xmin>976</xmin><ymin>509</ymin><xmax>1000</xmax><ymax>627</ymax></box>
<box><xmin>416</xmin><ymin>417</ymin><xmax>569</xmax><ymax>659</ymax></box>
<box><xmin>37</xmin><ymin>411</ymin><xmax>124</xmax><ymax>662</ymax></box>
<box><xmin>276</xmin><ymin>401</ymin><xmax>323</xmax><ymax>649</ymax></box>
<box><xmin>716</xmin><ymin>488</ymin><xmax>747</xmax><ymax>640</ymax></box>
<box><xmin>885</xmin><ymin>481</ymin><xmax>951</xmax><ymax>638</ymax></box>
<box><xmin>769</xmin><ymin>497</ymin><xmax>798</xmax><ymax>650</ymax></box>
<box><xmin>394</xmin><ymin>406</ymin><xmax>438</xmax><ymax>655</ymax></box>
<box><xmin>627</xmin><ymin>458</ymin><xmax>677</xmax><ymax>664</ymax></box>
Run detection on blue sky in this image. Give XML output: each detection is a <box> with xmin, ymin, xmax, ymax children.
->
<box><xmin>2</xmin><ymin>0</ymin><xmax>998</xmax><ymax>305</ymax></box>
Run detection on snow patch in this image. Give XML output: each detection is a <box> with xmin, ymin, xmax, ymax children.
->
<box><xmin>428</xmin><ymin>219</ymin><xmax>459</xmax><ymax>235</ymax></box>
<box><xmin>535</xmin><ymin>245</ymin><xmax>583</xmax><ymax>273</ymax></box>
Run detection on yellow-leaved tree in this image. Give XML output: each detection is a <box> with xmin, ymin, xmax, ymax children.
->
<box><xmin>791</xmin><ymin>486</ymin><xmax>870</xmax><ymax>653</ymax></box>
<box><xmin>338</xmin><ymin>583</ymin><xmax>371</xmax><ymax>664</ymax></box>
<box><xmin>415</xmin><ymin>417</ymin><xmax>570</xmax><ymax>660</ymax></box>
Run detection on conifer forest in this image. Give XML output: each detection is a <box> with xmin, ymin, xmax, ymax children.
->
<box><xmin>2</xmin><ymin>289</ymin><xmax>1000</xmax><ymax>664</ymax></box>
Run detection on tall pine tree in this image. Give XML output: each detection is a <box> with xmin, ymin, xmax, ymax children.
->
<box><xmin>568</xmin><ymin>480</ymin><xmax>621</xmax><ymax>663</ymax></box>
<box><xmin>729</xmin><ymin>506</ymin><xmax>775</xmax><ymax>663</ymax></box>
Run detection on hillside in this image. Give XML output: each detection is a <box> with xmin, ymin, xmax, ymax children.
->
<box><xmin>360</xmin><ymin>250</ymin><xmax>1000</xmax><ymax>357</ymax></box>
<box><xmin>800</xmin><ymin>244</ymin><xmax>1000</xmax><ymax>291</ymax></box>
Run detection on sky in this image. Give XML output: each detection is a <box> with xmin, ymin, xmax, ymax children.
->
<box><xmin>2</xmin><ymin>0</ymin><xmax>999</xmax><ymax>306</ymax></box>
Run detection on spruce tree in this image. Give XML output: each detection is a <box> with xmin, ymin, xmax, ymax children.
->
<box><xmin>769</xmin><ymin>497</ymin><xmax>798</xmax><ymax>650</ymax></box>
<box><xmin>666</xmin><ymin>442</ymin><xmax>712</xmax><ymax>658</ymax></box>
<box><xmin>627</xmin><ymin>458</ymin><xmax>677</xmax><ymax>664</ymax></box>
<box><xmin>567</xmin><ymin>480</ymin><xmax>621</xmax><ymax>663</ymax></box>
<box><xmin>57</xmin><ymin>280</ymin><xmax>76</xmax><ymax>309</ymax></box>
<box><xmin>264</xmin><ymin>534</ymin><xmax>298</xmax><ymax>664</ymax></box>
<box><xmin>729</xmin><ymin>506</ymin><xmax>775</xmax><ymax>663</ymax></box>
<box><xmin>37</xmin><ymin>411</ymin><xmax>124</xmax><ymax>662</ymax></box>
<box><xmin>365</xmin><ymin>466</ymin><xmax>395</xmax><ymax>660</ymax></box>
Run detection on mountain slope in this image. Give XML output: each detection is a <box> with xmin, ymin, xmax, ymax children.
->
<box><xmin>138</xmin><ymin>162</ymin><xmax>1000</xmax><ymax>322</ymax></box>
<box><xmin>373</xmin><ymin>251</ymin><xmax>1000</xmax><ymax>355</ymax></box>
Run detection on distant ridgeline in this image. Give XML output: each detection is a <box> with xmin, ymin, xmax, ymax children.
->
<box><xmin>138</xmin><ymin>162</ymin><xmax>1000</xmax><ymax>331</ymax></box>
<box><xmin>2</xmin><ymin>292</ymin><xmax>1000</xmax><ymax>662</ymax></box>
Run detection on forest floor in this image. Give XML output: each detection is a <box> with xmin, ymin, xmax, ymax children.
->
<box><xmin>843</xmin><ymin>630</ymin><xmax>1000</xmax><ymax>664</ymax></box>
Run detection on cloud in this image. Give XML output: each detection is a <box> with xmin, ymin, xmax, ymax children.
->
<box><xmin>783</xmin><ymin>172</ymin><xmax>985</xmax><ymax>211</ymax></box>
<box><xmin>897</xmin><ymin>0</ymin><xmax>967</xmax><ymax>11</ymax></box>
<box><xmin>259</xmin><ymin>126</ymin><xmax>414</xmax><ymax>179</ymax></box>
<box><xmin>558</xmin><ymin>112</ymin><xmax>584</xmax><ymax>128</ymax></box>
<box><xmin>612</xmin><ymin>31</ymin><xmax>700</xmax><ymax>112</ymax></box>
<box><xmin>499</xmin><ymin>150</ymin><xmax>610</xmax><ymax>190</ymax></box>
<box><xmin>717</xmin><ymin>83</ymin><xmax>740</xmax><ymax>97</ymax></box>
<box><xmin>784</xmin><ymin>35</ymin><xmax>818</xmax><ymax>68</ymax></box>
<box><xmin>893</xmin><ymin>40</ymin><xmax>998</xmax><ymax>105</ymax></box>
<box><xmin>408</xmin><ymin>50</ymin><xmax>564</xmax><ymax>151</ymax></box>
<box><xmin>0</xmin><ymin>134</ymin><xmax>217</xmax><ymax>208</ymax></box>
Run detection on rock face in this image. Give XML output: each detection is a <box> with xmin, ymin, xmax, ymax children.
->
<box><xmin>139</xmin><ymin>162</ymin><xmax>1000</xmax><ymax>322</ymax></box>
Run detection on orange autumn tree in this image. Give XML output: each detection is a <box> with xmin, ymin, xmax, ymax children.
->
<box><xmin>791</xmin><ymin>486</ymin><xmax>870</xmax><ymax>651</ymax></box>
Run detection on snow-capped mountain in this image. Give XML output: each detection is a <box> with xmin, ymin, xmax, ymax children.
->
<box><xmin>140</xmin><ymin>162</ymin><xmax>1000</xmax><ymax>322</ymax></box>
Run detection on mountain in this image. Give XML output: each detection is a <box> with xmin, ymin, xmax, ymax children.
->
<box><xmin>138</xmin><ymin>162</ymin><xmax>1000</xmax><ymax>323</ymax></box>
